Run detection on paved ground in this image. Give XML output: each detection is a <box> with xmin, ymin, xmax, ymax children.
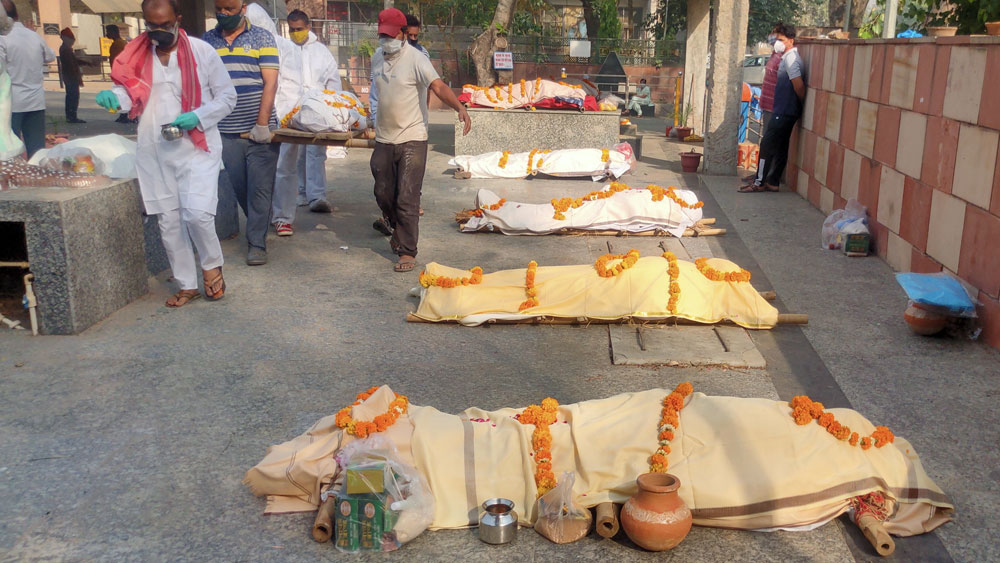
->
<box><xmin>0</xmin><ymin>93</ymin><xmax>997</xmax><ymax>562</ymax></box>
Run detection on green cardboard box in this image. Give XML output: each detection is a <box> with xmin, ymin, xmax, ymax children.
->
<box><xmin>345</xmin><ymin>463</ymin><xmax>385</xmax><ymax>495</ymax></box>
<box><xmin>358</xmin><ymin>494</ymin><xmax>385</xmax><ymax>551</ymax></box>
<box><xmin>334</xmin><ymin>496</ymin><xmax>359</xmax><ymax>551</ymax></box>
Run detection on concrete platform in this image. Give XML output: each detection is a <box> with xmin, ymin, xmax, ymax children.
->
<box><xmin>610</xmin><ymin>325</ymin><xmax>766</xmax><ymax>368</ymax></box>
<box><xmin>455</xmin><ymin>107</ymin><xmax>620</xmax><ymax>155</ymax></box>
<box><xmin>0</xmin><ymin>179</ymin><xmax>147</xmax><ymax>334</ymax></box>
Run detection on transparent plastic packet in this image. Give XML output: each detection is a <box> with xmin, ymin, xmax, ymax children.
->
<box><xmin>822</xmin><ymin>198</ymin><xmax>868</xmax><ymax>249</ymax></box>
<box><xmin>533</xmin><ymin>472</ymin><xmax>593</xmax><ymax>544</ymax></box>
<box><xmin>325</xmin><ymin>435</ymin><xmax>434</xmax><ymax>552</ymax></box>
<box><xmin>38</xmin><ymin>147</ymin><xmax>104</xmax><ymax>176</ymax></box>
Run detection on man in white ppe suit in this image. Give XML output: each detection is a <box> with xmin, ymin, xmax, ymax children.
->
<box><xmin>270</xmin><ymin>9</ymin><xmax>341</xmax><ymax>236</ymax></box>
<box><xmin>97</xmin><ymin>0</ymin><xmax>237</xmax><ymax>307</ymax></box>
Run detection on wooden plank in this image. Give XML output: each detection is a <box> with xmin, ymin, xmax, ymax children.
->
<box><xmin>406</xmin><ymin>312</ymin><xmax>807</xmax><ymax>326</ymax></box>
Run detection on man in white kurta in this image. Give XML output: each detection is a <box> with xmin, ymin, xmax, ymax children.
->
<box><xmin>270</xmin><ymin>9</ymin><xmax>342</xmax><ymax>235</ymax></box>
<box><xmin>96</xmin><ymin>0</ymin><xmax>237</xmax><ymax>307</ymax></box>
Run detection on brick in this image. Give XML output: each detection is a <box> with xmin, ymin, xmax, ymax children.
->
<box><xmin>873</xmin><ymin>105</ymin><xmax>902</xmax><ymax>168</ymax></box>
<box><xmin>958</xmin><ymin>205</ymin><xmax>1000</xmax><ymax>298</ymax></box>
<box><xmin>808</xmin><ymin>177</ymin><xmax>822</xmax><ymax>207</ymax></box>
<box><xmin>913</xmin><ymin>44</ymin><xmax>937</xmax><ymax>114</ymax></box>
<box><xmin>802</xmin><ymin>89</ymin><xmax>817</xmax><ymax>132</ymax></box>
<box><xmin>993</xmin><ymin>141</ymin><xmax>1000</xmax><ymax>216</ymax></box>
<box><xmin>841</xmin><ymin>149</ymin><xmax>862</xmax><ymax>201</ymax></box>
<box><xmin>869</xmin><ymin>45</ymin><xmax>887</xmax><ymax>103</ymax></box>
<box><xmin>929</xmin><ymin>46</ymin><xmax>951</xmax><ymax>117</ymax></box>
<box><xmin>821</xmin><ymin>186</ymin><xmax>835</xmax><ymax>214</ymax></box>
<box><xmin>899</xmin><ymin>177</ymin><xmax>933</xmax><ymax>252</ymax></box>
<box><xmin>823</xmin><ymin>46</ymin><xmax>839</xmax><ymax>92</ymax></box>
<box><xmin>886</xmin><ymin>231</ymin><xmax>913</xmax><ymax>272</ymax></box>
<box><xmin>977</xmin><ymin>292</ymin><xmax>1000</xmax><ymax>350</ymax></box>
<box><xmin>797</xmin><ymin>169</ymin><xmax>810</xmax><ymax>198</ymax></box>
<box><xmin>926</xmin><ymin>190</ymin><xmax>967</xmax><ymax>272</ymax></box>
<box><xmin>815</xmin><ymin>137</ymin><xmax>830</xmax><ymax>184</ymax></box>
<box><xmin>825</xmin><ymin>94</ymin><xmax>843</xmax><ymax>143</ymax></box>
<box><xmin>787</xmin><ymin>163</ymin><xmax>798</xmax><ymax>190</ymax></box>
<box><xmin>856</xmin><ymin>100</ymin><xmax>878</xmax><ymax>158</ymax></box>
<box><xmin>840</xmin><ymin>97</ymin><xmax>859</xmax><ymax>150</ymax></box>
<box><xmin>811</xmin><ymin>47</ymin><xmax>826</xmax><ymax>92</ymax></box>
<box><xmin>978</xmin><ymin>48</ymin><xmax>1000</xmax><ymax>130</ymax></box>
<box><xmin>878</xmin><ymin>167</ymin><xmax>906</xmax><ymax>233</ymax></box>
<box><xmin>858</xmin><ymin>158</ymin><xmax>882</xmax><ymax>218</ymax></box>
<box><xmin>888</xmin><ymin>45</ymin><xmax>919</xmax><ymax>110</ymax></box>
<box><xmin>910</xmin><ymin>248</ymin><xmax>943</xmax><ymax>273</ymax></box>
<box><xmin>835</xmin><ymin>194</ymin><xmax>848</xmax><ymax>210</ymax></box>
<box><xmin>895</xmin><ymin>111</ymin><xmax>927</xmax><ymax>180</ymax></box>
<box><xmin>870</xmin><ymin>220</ymin><xmax>889</xmax><ymax>258</ymax></box>
<box><xmin>802</xmin><ymin>130</ymin><xmax>817</xmax><ymax>176</ymax></box>
<box><xmin>952</xmin><ymin>124</ymin><xmax>999</xmax><ymax>209</ymax></box>
<box><xmin>920</xmin><ymin>116</ymin><xmax>960</xmax><ymax>193</ymax></box>
<box><xmin>942</xmin><ymin>46</ymin><xmax>987</xmax><ymax>125</ymax></box>
<box><xmin>836</xmin><ymin>45</ymin><xmax>851</xmax><ymax>94</ymax></box>
<box><xmin>826</xmin><ymin>142</ymin><xmax>845</xmax><ymax>195</ymax></box>
<box><xmin>812</xmin><ymin>90</ymin><xmax>829</xmax><ymax>137</ymax></box>
<box><xmin>851</xmin><ymin>46</ymin><xmax>872</xmax><ymax>100</ymax></box>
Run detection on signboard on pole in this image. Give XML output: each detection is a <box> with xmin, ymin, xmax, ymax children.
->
<box><xmin>100</xmin><ymin>37</ymin><xmax>113</xmax><ymax>57</ymax></box>
<box><xmin>569</xmin><ymin>40</ymin><xmax>591</xmax><ymax>58</ymax></box>
<box><xmin>492</xmin><ymin>51</ymin><xmax>513</xmax><ymax>70</ymax></box>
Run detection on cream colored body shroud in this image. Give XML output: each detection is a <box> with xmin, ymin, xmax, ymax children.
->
<box><xmin>244</xmin><ymin>387</ymin><xmax>952</xmax><ymax>536</ymax></box>
<box><xmin>412</xmin><ymin>256</ymin><xmax>779</xmax><ymax>328</ymax></box>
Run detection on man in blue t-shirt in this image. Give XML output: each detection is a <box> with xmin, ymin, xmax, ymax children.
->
<box><xmin>204</xmin><ymin>0</ymin><xmax>280</xmax><ymax>265</ymax></box>
<box><xmin>740</xmin><ymin>23</ymin><xmax>805</xmax><ymax>193</ymax></box>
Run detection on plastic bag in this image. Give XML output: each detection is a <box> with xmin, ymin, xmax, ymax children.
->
<box><xmin>599</xmin><ymin>93</ymin><xmax>625</xmax><ymax>108</ymax></box>
<box><xmin>29</xmin><ymin>134</ymin><xmax>137</xmax><ymax>178</ymax></box>
<box><xmin>38</xmin><ymin>147</ymin><xmax>105</xmax><ymax>176</ymax></box>
<box><xmin>896</xmin><ymin>272</ymin><xmax>977</xmax><ymax>317</ymax></box>
<box><xmin>822</xmin><ymin>198</ymin><xmax>868</xmax><ymax>249</ymax></box>
<box><xmin>327</xmin><ymin>435</ymin><xmax>433</xmax><ymax>552</ymax></box>
<box><xmin>533</xmin><ymin>472</ymin><xmax>593</xmax><ymax>544</ymax></box>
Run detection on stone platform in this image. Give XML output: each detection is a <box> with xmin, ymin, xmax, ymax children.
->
<box><xmin>455</xmin><ymin>107</ymin><xmax>621</xmax><ymax>155</ymax></box>
<box><xmin>0</xmin><ymin>179</ymin><xmax>148</xmax><ymax>334</ymax></box>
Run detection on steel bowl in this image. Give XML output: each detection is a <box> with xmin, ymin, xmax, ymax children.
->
<box><xmin>161</xmin><ymin>123</ymin><xmax>183</xmax><ymax>141</ymax></box>
<box><xmin>479</xmin><ymin>498</ymin><xmax>517</xmax><ymax>544</ymax></box>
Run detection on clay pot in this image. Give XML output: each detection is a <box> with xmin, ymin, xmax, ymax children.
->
<box><xmin>675</xmin><ymin>126</ymin><xmax>692</xmax><ymax>139</ymax></box>
<box><xmin>664</xmin><ymin>125</ymin><xmax>672</xmax><ymax>137</ymax></box>
<box><xmin>986</xmin><ymin>21</ymin><xmax>1000</xmax><ymax>36</ymax></box>
<box><xmin>904</xmin><ymin>302</ymin><xmax>947</xmax><ymax>336</ymax></box>
<box><xmin>926</xmin><ymin>26</ymin><xmax>957</xmax><ymax>37</ymax></box>
<box><xmin>679</xmin><ymin>151</ymin><xmax>702</xmax><ymax>173</ymax></box>
<box><xmin>621</xmin><ymin>473</ymin><xmax>692</xmax><ymax>551</ymax></box>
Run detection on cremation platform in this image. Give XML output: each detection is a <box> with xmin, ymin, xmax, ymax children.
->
<box><xmin>0</xmin><ymin>179</ymin><xmax>147</xmax><ymax>334</ymax></box>
<box><xmin>455</xmin><ymin>108</ymin><xmax>621</xmax><ymax>155</ymax></box>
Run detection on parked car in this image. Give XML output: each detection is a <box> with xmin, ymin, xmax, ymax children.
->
<box><xmin>742</xmin><ymin>54</ymin><xmax>769</xmax><ymax>86</ymax></box>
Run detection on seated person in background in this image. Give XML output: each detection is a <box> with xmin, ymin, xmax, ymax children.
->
<box><xmin>626</xmin><ymin>78</ymin><xmax>651</xmax><ymax>117</ymax></box>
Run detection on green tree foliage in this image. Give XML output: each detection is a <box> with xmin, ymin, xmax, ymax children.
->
<box><xmin>748</xmin><ymin>0</ymin><xmax>803</xmax><ymax>44</ymax></box>
<box><xmin>594</xmin><ymin>0</ymin><xmax>623</xmax><ymax>38</ymax></box>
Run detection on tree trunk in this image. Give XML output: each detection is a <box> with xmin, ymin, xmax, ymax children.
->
<box><xmin>470</xmin><ymin>0</ymin><xmax>517</xmax><ymax>86</ymax></box>
<box><xmin>581</xmin><ymin>0</ymin><xmax>601</xmax><ymax>40</ymax></box>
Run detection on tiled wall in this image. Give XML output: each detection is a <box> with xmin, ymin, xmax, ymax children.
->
<box><xmin>788</xmin><ymin>37</ymin><xmax>1000</xmax><ymax>349</ymax></box>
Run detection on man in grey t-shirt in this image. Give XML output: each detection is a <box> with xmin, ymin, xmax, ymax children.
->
<box><xmin>369</xmin><ymin>8</ymin><xmax>470</xmax><ymax>272</ymax></box>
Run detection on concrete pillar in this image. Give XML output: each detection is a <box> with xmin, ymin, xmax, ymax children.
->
<box><xmin>703</xmin><ymin>0</ymin><xmax>749</xmax><ymax>175</ymax></box>
<box><xmin>683</xmin><ymin>0</ymin><xmax>709</xmax><ymax>134</ymax></box>
<box><xmin>180</xmin><ymin>0</ymin><xmax>208</xmax><ymax>37</ymax></box>
<box><xmin>36</xmin><ymin>0</ymin><xmax>72</xmax><ymax>53</ymax></box>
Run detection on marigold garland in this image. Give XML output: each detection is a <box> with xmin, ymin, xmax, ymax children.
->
<box><xmin>498</xmin><ymin>151</ymin><xmax>511</xmax><ymax>169</ymax></box>
<box><xmin>517</xmin><ymin>397</ymin><xmax>559</xmax><ymax>496</ymax></box>
<box><xmin>647</xmin><ymin>184</ymin><xmax>705</xmax><ymax>209</ymax></box>
<box><xmin>550</xmin><ymin>181</ymin><xmax>630</xmax><ymax>220</ymax></box>
<box><xmin>419</xmin><ymin>267</ymin><xmax>484</xmax><ymax>288</ymax></box>
<box><xmin>662</xmin><ymin>251</ymin><xmax>681</xmax><ymax>314</ymax></box>
<box><xmin>280</xmin><ymin>106</ymin><xmax>300</xmax><ymax>128</ymax></box>
<box><xmin>601</xmin><ymin>148</ymin><xmax>610</xmax><ymax>163</ymax></box>
<box><xmin>519</xmin><ymin>260</ymin><xmax>539</xmax><ymax>311</ymax></box>
<box><xmin>520</xmin><ymin>79</ymin><xmax>527</xmax><ymax>98</ymax></box>
<box><xmin>594</xmin><ymin>249</ymin><xmax>640</xmax><ymax>278</ymax></box>
<box><xmin>650</xmin><ymin>382</ymin><xmax>694</xmax><ymax>472</ymax></box>
<box><xmin>335</xmin><ymin>386</ymin><xmax>410</xmax><ymax>438</ymax></box>
<box><xmin>526</xmin><ymin>149</ymin><xmax>539</xmax><ymax>175</ymax></box>
<box><xmin>788</xmin><ymin>395</ymin><xmax>895</xmax><ymax>451</ymax></box>
<box><xmin>695</xmin><ymin>258</ymin><xmax>752</xmax><ymax>283</ymax></box>
<box><xmin>471</xmin><ymin>198</ymin><xmax>506</xmax><ymax>217</ymax></box>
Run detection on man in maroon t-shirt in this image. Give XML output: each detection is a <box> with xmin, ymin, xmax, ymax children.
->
<box><xmin>743</xmin><ymin>25</ymin><xmax>782</xmax><ymax>183</ymax></box>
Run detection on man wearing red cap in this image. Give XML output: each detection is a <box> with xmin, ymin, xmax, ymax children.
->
<box><xmin>369</xmin><ymin>7</ymin><xmax>471</xmax><ymax>273</ymax></box>
<box><xmin>58</xmin><ymin>28</ymin><xmax>85</xmax><ymax>124</ymax></box>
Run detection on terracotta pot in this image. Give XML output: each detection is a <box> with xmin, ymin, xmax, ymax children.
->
<box><xmin>926</xmin><ymin>26</ymin><xmax>957</xmax><ymax>37</ymax></box>
<box><xmin>904</xmin><ymin>302</ymin><xmax>947</xmax><ymax>336</ymax></box>
<box><xmin>675</xmin><ymin>126</ymin><xmax>692</xmax><ymax>139</ymax></box>
<box><xmin>664</xmin><ymin>125</ymin><xmax>673</xmax><ymax>137</ymax></box>
<box><xmin>679</xmin><ymin>151</ymin><xmax>702</xmax><ymax>173</ymax></box>
<box><xmin>986</xmin><ymin>21</ymin><xmax>1000</xmax><ymax>36</ymax></box>
<box><xmin>621</xmin><ymin>473</ymin><xmax>692</xmax><ymax>551</ymax></box>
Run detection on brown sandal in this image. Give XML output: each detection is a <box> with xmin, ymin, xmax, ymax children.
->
<box><xmin>166</xmin><ymin>289</ymin><xmax>201</xmax><ymax>308</ymax></box>
<box><xmin>394</xmin><ymin>255</ymin><xmax>416</xmax><ymax>272</ymax></box>
<box><xmin>203</xmin><ymin>267</ymin><xmax>226</xmax><ymax>300</ymax></box>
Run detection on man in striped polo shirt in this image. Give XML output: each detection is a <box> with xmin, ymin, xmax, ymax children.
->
<box><xmin>205</xmin><ymin>0</ymin><xmax>280</xmax><ymax>266</ymax></box>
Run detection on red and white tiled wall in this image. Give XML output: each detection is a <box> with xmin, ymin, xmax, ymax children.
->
<box><xmin>788</xmin><ymin>36</ymin><xmax>1000</xmax><ymax>349</ymax></box>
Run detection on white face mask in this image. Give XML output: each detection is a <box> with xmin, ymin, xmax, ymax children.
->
<box><xmin>774</xmin><ymin>40</ymin><xmax>787</xmax><ymax>54</ymax></box>
<box><xmin>380</xmin><ymin>37</ymin><xmax>404</xmax><ymax>54</ymax></box>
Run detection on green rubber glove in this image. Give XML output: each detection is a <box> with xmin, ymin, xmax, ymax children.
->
<box><xmin>96</xmin><ymin>90</ymin><xmax>120</xmax><ymax>111</ymax></box>
<box><xmin>171</xmin><ymin>112</ymin><xmax>201</xmax><ymax>131</ymax></box>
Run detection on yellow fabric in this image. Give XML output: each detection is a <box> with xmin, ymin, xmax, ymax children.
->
<box><xmin>413</xmin><ymin>256</ymin><xmax>779</xmax><ymax>329</ymax></box>
<box><xmin>244</xmin><ymin>386</ymin><xmax>953</xmax><ymax>536</ymax></box>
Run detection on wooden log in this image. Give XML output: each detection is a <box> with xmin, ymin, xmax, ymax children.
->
<box><xmin>595</xmin><ymin>502</ymin><xmax>620</xmax><ymax>539</ymax></box>
<box><xmin>776</xmin><ymin>314</ymin><xmax>809</xmax><ymax>325</ymax></box>
<box><xmin>312</xmin><ymin>496</ymin><xmax>337</xmax><ymax>543</ymax></box>
<box><xmin>857</xmin><ymin>514</ymin><xmax>895</xmax><ymax>556</ymax></box>
<box><xmin>758</xmin><ymin>290</ymin><xmax>776</xmax><ymax>301</ymax></box>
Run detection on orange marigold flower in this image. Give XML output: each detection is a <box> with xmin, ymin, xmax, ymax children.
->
<box><xmin>650</xmin><ymin>453</ymin><xmax>668</xmax><ymax>466</ymax></box>
<box><xmin>661</xmin><ymin>410</ymin><xmax>679</xmax><ymax>427</ymax></box>
<box><xmin>658</xmin><ymin>430</ymin><xmax>675</xmax><ymax>442</ymax></box>
<box><xmin>817</xmin><ymin>413</ymin><xmax>835</xmax><ymax>428</ymax></box>
<box><xmin>793</xmin><ymin>407</ymin><xmax>812</xmax><ymax>426</ymax></box>
<box><xmin>849</xmin><ymin>432</ymin><xmax>859</xmax><ymax>446</ymax></box>
<box><xmin>790</xmin><ymin>396</ymin><xmax>812</xmax><ymax>410</ymax></box>
<box><xmin>674</xmin><ymin>382</ymin><xmax>694</xmax><ymax>397</ymax></box>
<box><xmin>808</xmin><ymin>401</ymin><xmax>825</xmax><ymax>419</ymax></box>
<box><xmin>537</xmin><ymin>461</ymin><xmax>553</xmax><ymax>472</ymax></box>
<box><xmin>665</xmin><ymin>393</ymin><xmax>685</xmax><ymax>411</ymax></box>
<box><xmin>827</xmin><ymin>421</ymin><xmax>842</xmax><ymax>435</ymax></box>
<box><xmin>860</xmin><ymin>437</ymin><xmax>872</xmax><ymax>450</ymax></box>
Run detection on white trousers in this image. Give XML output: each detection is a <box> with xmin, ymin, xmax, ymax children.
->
<box><xmin>157</xmin><ymin>207</ymin><xmax>225</xmax><ymax>290</ymax></box>
<box><xmin>272</xmin><ymin>143</ymin><xmax>328</xmax><ymax>224</ymax></box>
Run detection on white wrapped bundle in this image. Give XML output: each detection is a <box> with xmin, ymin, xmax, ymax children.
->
<box><xmin>462</xmin><ymin>78</ymin><xmax>588</xmax><ymax>109</ymax></box>
<box><xmin>449</xmin><ymin>146</ymin><xmax>634</xmax><ymax>181</ymax></box>
<box><xmin>282</xmin><ymin>89</ymin><xmax>369</xmax><ymax>133</ymax></box>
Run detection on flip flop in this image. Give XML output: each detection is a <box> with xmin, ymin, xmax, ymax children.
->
<box><xmin>394</xmin><ymin>256</ymin><xmax>416</xmax><ymax>273</ymax></box>
<box><xmin>203</xmin><ymin>267</ymin><xmax>226</xmax><ymax>301</ymax></box>
<box><xmin>738</xmin><ymin>183</ymin><xmax>770</xmax><ymax>193</ymax></box>
<box><xmin>166</xmin><ymin>289</ymin><xmax>201</xmax><ymax>308</ymax></box>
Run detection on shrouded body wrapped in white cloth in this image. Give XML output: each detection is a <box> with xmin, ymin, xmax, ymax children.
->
<box><xmin>282</xmin><ymin>89</ymin><xmax>369</xmax><ymax>133</ymax></box>
<box><xmin>449</xmin><ymin>146</ymin><xmax>633</xmax><ymax>180</ymax></box>
<box><xmin>244</xmin><ymin>386</ymin><xmax>952</xmax><ymax>537</ymax></box>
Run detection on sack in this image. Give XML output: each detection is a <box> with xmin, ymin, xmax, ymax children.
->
<box><xmin>533</xmin><ymin>472</ymin><xmax>593</xmax><ymax>544</ymax></box>
<box><xmin>328</xmin><ymin>435</ymin><xmax>434</xmax><ymax>552</ymax></box>
<box><xmin>822</xmin><ymin>198</ymin><xmax>868</xmax><ymax>249</ymax></box>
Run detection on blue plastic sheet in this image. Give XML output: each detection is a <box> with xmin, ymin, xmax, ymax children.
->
<box><xmin>896</xmin><ymin>273</ymin><xmax>976</xmax><ymax>315</ymax></box>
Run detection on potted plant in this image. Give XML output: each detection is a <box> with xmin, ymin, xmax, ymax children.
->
<box><xmin>925</xmin><ymin>0</ymin><xmax>959</xmax><ymax>35</ymax></box>
<box><xmin>985</xmin><ymin>0</ymin><xmax>1000</xmax><ymax>34</ymax></box>
<box><xmin>679</xmin><ymin>150</ymin><xmax>702</xmax><ymax>173</ymax></box>
<box><xmin>674</xmin><ymin>103</ymin><xmax>694</xmax><ymax>140</ymax></box>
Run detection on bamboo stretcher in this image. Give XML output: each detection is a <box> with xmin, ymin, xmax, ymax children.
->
<box><xmin>241</xmin><ymin>128</ymin><xmax>376</xmax><ymax>148</ymax></box>
<box><xmin>455</xmin><ymin>215</ymin><xmax>726</xmax><ymax>237</ymax></box>
<box><xmin>405</xmin><ymin>312</ymin><xmax>808</xmax><ymax>325</ymax></box>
